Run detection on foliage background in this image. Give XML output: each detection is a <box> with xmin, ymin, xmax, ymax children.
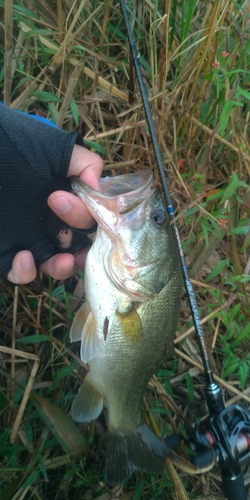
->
<box><xmin>0</xmin><ymin>0</ymin><xmax>250</xmax><ymax>498</ymax></box>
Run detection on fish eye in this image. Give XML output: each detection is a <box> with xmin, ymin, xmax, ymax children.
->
<box><xmin>150</xmin><ymin>209</ymin><xmax>166</xmax><ymax>228</ymax></box>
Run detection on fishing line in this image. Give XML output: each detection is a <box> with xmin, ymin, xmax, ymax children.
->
<box><xmin>118</xmin><ymin>0</ymin><xmax>224</xmax><ymax>415</ymax></box>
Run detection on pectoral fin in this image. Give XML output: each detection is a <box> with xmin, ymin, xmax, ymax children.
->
<box><xmin>70</xmin><ymin>302</ymin><xmax>101</xmax><ymax>364</ymax></box>
<box><xmin>116</xmin><ymin>304</ymin><xmax>143</xmax><ymax>343</ymax></box>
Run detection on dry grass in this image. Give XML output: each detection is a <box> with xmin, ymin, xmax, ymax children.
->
<box><xmin>1</xmin><ymin>0</ymin><xmax>250</xmax><ymax>498</ymax></box>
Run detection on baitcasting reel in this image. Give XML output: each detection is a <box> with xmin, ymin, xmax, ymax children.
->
<box><xmin>191</xmin><ymin>404</ymin><xmax>250</xmax><ymax>500</ymax></box>
<box><xmin>166</xmin><ymin>404</ymin><xmax>250</xmax><ymax>500</ymax></box>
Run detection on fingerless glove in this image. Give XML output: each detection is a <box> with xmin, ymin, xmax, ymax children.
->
<box><xmin>0</xmin><ymin>105</ymin><xmax>94</xmax><ymax>280</ymax></box>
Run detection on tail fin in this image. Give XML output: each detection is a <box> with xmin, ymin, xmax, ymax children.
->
<box><xmin>106</xmin><ymin>424</ymin><xmax>168</xmax><ymax>485</ymax></box>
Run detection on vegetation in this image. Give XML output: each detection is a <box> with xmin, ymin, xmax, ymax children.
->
<box><xmin>0</xmin><ymin>0</ymin><xmax>250</xmax><ymax>498</ymax></box>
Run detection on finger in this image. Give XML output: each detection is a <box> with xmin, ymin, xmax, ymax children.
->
<box><xmin>48</xmin><ymin>145</ymin><xmax>103</xmax><ymax>229</ymax></box>
<box><xmin>40</xmin><ymin>253</ymin><xmax>76</xmax><ymax>280</ymax></box>
<box><xmin>7</xmin><ymin>250</ymin><xmax>37</xmax><ymax>284</ymax></box>
<box><xmin>48</xmin><ymin>191</ymin><xmax>96</xmax><ymax>229</ymax></box>
<box><xmin>67</xmin><ymin>144</ymin><xmax>103</xmax><ymax>190</ymax></box>
<box><xmin>74</xmin><ymin>246</ymin><xmax>91</xmax><ymax>270</ymax></box>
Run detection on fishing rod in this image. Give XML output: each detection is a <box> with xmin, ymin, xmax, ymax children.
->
<box><xmin>119</xmin><ymin>1</ymin><xmax>250</xmax><ymax>499</ymax></box>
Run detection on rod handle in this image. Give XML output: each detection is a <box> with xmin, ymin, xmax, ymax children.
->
<box><xmin>221</xmin><ymin>468</ymin><xmax>247</xmax><ymax>500</ymax></box>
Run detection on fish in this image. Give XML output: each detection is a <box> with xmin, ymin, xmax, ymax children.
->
<box><xmin>70</xmin><ymin>169</ymin><xmax>182</xmax><ymax>485</ymax></box>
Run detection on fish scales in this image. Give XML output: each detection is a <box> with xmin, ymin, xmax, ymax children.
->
<box><xmin>70</xmin><ymin>169</ymin><xmax>182</xmax><ymax>484</ymax></box>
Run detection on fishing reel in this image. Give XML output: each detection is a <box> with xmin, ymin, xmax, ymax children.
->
<box><xmin>166</xmin><ymin>404</ymin><xmax>250</xmax><ymax>500</ymax></box>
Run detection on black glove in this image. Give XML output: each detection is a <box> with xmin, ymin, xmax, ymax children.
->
<box><xmin>0</xmin><ymin>105</ymin><xmax>95</xmax><ymax>280</ymax></box>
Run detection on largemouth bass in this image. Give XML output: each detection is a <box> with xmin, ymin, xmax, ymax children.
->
<box><xmin>70</xmin><ymin>169</ymin><xmax>182</xmax><ymax>484</ymax></box>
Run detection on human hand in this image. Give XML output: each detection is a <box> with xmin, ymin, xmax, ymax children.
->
<box><xmin>7</xmin><ymin>145</ymin><xmax>103</xmax><ymax>284</ymax></box>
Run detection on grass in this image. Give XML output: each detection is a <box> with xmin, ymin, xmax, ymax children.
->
<box><xmin>0</xmin><ymin>0</ymin><xmax>250</xmax><ymax>498</ymax></box>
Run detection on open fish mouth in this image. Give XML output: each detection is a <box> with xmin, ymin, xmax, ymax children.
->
<box><xmin>99</xmin><ymin>169</ymin><xmax>152</xmax><ymax>197</ymax></box>
<box><xmin>71</xmin><ymin>169</ymin><xmax>154</xmax><ymax>223</ymax></box>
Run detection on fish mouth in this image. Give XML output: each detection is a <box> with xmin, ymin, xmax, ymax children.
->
<box><xmin>71</xmin><ymin>169</ymin><xmax>154</xmax><ymax>222</ymax></box>
<box><xmin>99</xmin><ymin>170</ymin><xmax>152</xmax><ymax>198</ymax></box>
